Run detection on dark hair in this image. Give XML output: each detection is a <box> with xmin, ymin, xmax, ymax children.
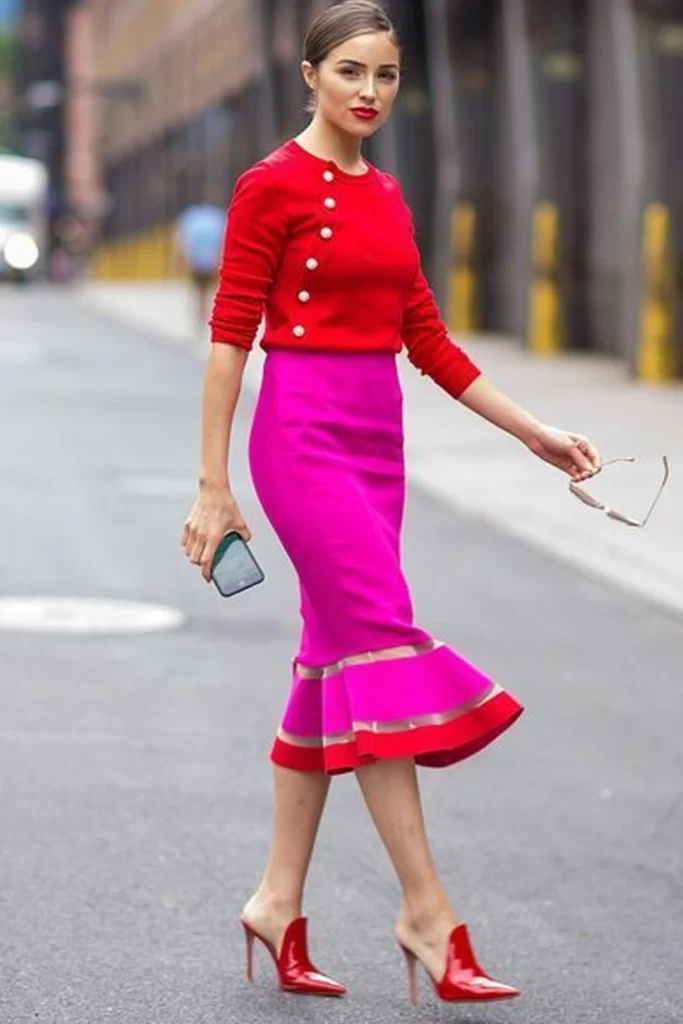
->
<box><xmin>303</xmin><ymin>1</ymin><xmax>399</xmax><ymax>111</ymax></box>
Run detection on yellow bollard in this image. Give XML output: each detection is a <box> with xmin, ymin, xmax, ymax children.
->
<box><xmin>91</xmin><ymin>244</ymin><xmax>106</xmax><ymax>280</ymax></box>
<box><xmin>447</xmin><ymin>202</ymin><xmax>478</xmax><ymax>333</ymax></box>
<box><xmin>637</xmin><ymin>203</ymin><xmax>676</xmax><ymax>381</ymax></box>
<box><xmin>138</xmin><ymin>230</ymin><xmax>152</xmax><ymax>279</ymax></box>
<box><xmin>152</xmin><ymin>226</ymin><xmax>165</xmax><ymax>278</ymax></box>
<box><xmin>528</xmin><ymin>201</ymin><xmax>563</xmax><ymax>355</ymax></box>
<box><xmin>163</xmin><ymin>222</ymin><xmax>176</xmax><ymax>279</ymax></box>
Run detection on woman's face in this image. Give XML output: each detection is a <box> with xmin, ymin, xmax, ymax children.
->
<box><xmin>304</xmin><ymin>32</ymin><xmax>401</xmax><ymax>138</ymax></box>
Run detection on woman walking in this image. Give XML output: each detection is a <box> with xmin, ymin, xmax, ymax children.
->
<box><xmin>182</xmin><ymin>0</ymin><xmax>600</xmax><ymax>1005</ymax></box>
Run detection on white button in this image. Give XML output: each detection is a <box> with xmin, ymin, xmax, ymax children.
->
<box><xmin>324</xmin><ymin>197</ymin><xmax>336</xmax><ymax>210</ymax></box>
<box><xmin>305</xmin><ymin>258</ymin><xmax>318</xmax><ymax>271</ymax></box>
<box><xmin>320</xmin><ymin>227</ymin><xmax>333</xmax><ymax>240</ymax></box>
<box><xmin>292</xmin><ymin>324</ymin><xmax>306</xmax><ymax>337</ymax></box>
<box><xmin>298</xmin><ymin>291</ymin><xmax>310</xmax><ymax>303</ymax></box>
<box><xmin>323</xmin><ymin>170</ymin><xmax>334</xmax><ymax>183</ymax></box>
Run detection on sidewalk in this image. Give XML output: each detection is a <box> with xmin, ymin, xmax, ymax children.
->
<box><xmin>80</xmin><ymin>281</ymin><xmax>683</xmax><ymax>619</ymax></box>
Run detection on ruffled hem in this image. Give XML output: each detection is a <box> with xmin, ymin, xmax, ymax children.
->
<box><xmin>271</xmin><ymin>689</ymin><xmax>524</xmax><ymax>776</ymax></box>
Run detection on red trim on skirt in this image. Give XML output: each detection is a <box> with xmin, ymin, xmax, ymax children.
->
<box><xmin>270</xmin><ymin>690</ymin><xmax>523</xmax><ymax>776</ymax></box>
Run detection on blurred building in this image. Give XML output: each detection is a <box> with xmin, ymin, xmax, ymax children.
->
<box><xmin>90</xmin><ymin>0</ymin><xmax>261</xmax><ymax>280</ymax></box>
<box><xmin>15</xmin><ymin>0</ymin><xmax>66</xmax><ymax>219</ymax></box>
<box><xmin>88</xmin><ymin>0</ymin><xmax>439</xmax><ymax>283</ymax></box>
<box><xmin>62</xmin><ymin>0</ymin><xmax>102</xmax><ymax>234</ymax></box>
<box><xmin>32</xmin><ymin>0</ymin><xmax>683</xmax><ymax>379</ymax></box>
<box><xmin>0</xmin><ymin>1</ymin><xmax>19</xmax><ymax>150</ymax></box>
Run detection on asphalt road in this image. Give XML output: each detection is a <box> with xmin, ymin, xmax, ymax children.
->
<box><xmin>1</xmin><ymin>286</ymin><xmax>682</xmax><ymax>1024</ymax></box>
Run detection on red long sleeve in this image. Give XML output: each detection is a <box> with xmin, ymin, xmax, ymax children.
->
<box><xmin>395</xmin><ymin>185</ymin><xmax>481</xmax><ymax>398</ymax></box>
<box><xmin>402</xmin><ymin>266</ymin><xmax>481</xmax><ymax>398</ymax></box>
<box><xmin>209</xmin><ymin>165</ymin><xmax>287</xmax><ymax>349</ymax></box>
<box><xmin>205</xmin><ymin>138</ymin><xmax>484</xmax><ymax>388</ymax></box>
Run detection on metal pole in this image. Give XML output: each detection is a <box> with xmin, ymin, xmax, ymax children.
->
<box><xmin>253</xmin><ymin>0</ymin><xmax>277</xmax><ymax>157</ymax></box>
<box><xmin>610</xmin><ymin>0</ymin><xmax>645</xmax><ymax>373</ymax></box>
<box><xmin>423</xmin><ymin>0</ymin><xmax>460</xmax><ymax>315</ymax></box>
<box><xmin>500</xmin><ymin>0</ymin><xmax>539</xmax><ymax>339</ymax></box>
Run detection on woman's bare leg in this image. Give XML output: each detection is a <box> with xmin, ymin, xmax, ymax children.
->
<box><xmin>241</xmin><ymin>764</ymin><xmax>331</xmax><ymax>954</ymax></box>
<box><xmin>355</xmin><ymin>757</ymin><xmax>460</xmax><ymax>980</ymax></box>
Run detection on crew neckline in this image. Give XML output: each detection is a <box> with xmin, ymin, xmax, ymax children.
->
<box><xmin>287</xmin><ymin>139</ymin><xmax>377</xmax><ymax>184</ymax></box>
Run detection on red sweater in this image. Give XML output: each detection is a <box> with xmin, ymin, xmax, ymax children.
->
<box><xmin>209</xmin><ymin>139</ymin><xmax>481</xmax><ymax>398</ymax></box>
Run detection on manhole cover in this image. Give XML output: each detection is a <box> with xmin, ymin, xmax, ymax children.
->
<box><xmin>0</xmin><ymin>598</ymin><xmax>185</xmax><ymax>634</ymax></box>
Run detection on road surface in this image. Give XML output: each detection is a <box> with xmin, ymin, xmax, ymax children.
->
<box><xmin>1</xmin><ymin>287</ymin><xmax>682</xmax><ymax>1024</ymax></box>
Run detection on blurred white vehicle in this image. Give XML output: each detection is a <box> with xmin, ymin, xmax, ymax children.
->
<box><xmin>0</xmin><ymin>151</ymin><xmax>49</xmax><ymax>281</ymax></box>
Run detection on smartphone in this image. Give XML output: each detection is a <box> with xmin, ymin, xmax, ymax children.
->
<box><xmin>210</xmin><ymin>531</ymin><xmax>265</xmax><ymax>598</ymax></box>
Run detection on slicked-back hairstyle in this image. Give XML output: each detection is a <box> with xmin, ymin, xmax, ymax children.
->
<box><xmin>303</xmin><ymin>1</ymin><xmax>400</xmax><ymax>112</ymax></box>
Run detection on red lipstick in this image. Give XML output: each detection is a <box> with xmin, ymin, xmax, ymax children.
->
<box><xmin>351</xmin><ymin>107</ymin><xmax>378</xmax><ymax>121</ymax></box>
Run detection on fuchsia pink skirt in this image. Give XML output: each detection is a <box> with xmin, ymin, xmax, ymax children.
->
<box><xmin>248</xmin><ymin>350</ymin><xmax>523</xmax><ymax>775</ymax></box>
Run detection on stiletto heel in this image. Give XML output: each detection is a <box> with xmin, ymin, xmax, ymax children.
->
<box><xmin>400</xmin><ymin>943</ymin><xmax>419</xmax><ymax>1006</ymax></box>
<box><xmin>242</xmin><ymin>921</ymin><xmax>255</xmax><ymax>981</ymax></box>
<box><xmin>397</xmin><ymin>922</ymin><xmax>521</xmax><ymax>1004</ymax></box>
<box><xmin>239</xmin><ymin>916</ymin><xmax>346</xmax><ymax>997</ymax></box>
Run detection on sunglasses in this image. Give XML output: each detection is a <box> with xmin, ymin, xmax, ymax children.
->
<box><xmin>569</xmin><ymin>455</ymin><xmax>670</xmax><ymax>527</ymax></box>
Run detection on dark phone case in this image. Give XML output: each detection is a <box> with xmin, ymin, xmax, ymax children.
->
<box><xmin>210</xmin><ymin>532</ymin><xmax>265</xmax><ymax>598</ymax></box>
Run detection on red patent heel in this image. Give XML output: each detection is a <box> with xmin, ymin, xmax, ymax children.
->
<box><xmin>398</xmin><ymin>923</ymin><xmax>521</xmax><ymax>1005</ymax></box>
<box><xmin>240</xmin><ymin>916</ymin><xmax>346</xmax><ymax>997</ymax></box>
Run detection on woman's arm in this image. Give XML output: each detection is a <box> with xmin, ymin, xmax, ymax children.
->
<box><xmin>401</xmin><ymin>273</ymin><xmax>600</xmax><ymax>480</ymax></box>
<box><xmin>183</xmin><ymin>344</ymin><xmax>252</xmax><ymax>581</ymax></box>
<box><xmin>183</xmin><ymin>162</ymin><xmax>287</xmax><ymax>580</ymax></box>
<box><xmin>457</xmin><ymin>373</ymin><xmax>541</xmax><ymax>443</ymax></box>
<box><xmin>209</xmin><ymin>165</ymin><xmax>286</xmax><ymax>348</ymax></box>
<box><xmin>199</xmin><ymin>344</ymin><xmax>248</xmax><ymax>492</ymax></box>
<box><xmin>397</xmin><ymin>187</ymin><xmax>600</xmax><ymax>481</ymax></box>
<box><xmin>458</xmin><ymin>374</ymin><xmax>600</xmax><ymax>481</ymax></box>
<box><xmin>401</xmin><ymin>267</ymin><xmax>482</xmax><ymax>398</ymax></box>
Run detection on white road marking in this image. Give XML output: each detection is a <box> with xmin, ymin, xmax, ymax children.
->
<box><xmin>0</xmin><ymin>597</ymin><xmax>185</xmax><ymax>634</ymax></box>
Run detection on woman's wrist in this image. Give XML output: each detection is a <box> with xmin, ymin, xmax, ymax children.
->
<box><xmin>459</xmin><ymin>376</ymin><xmax>544</xmax><ymax>445</ymax></box>
<box><xmin>515</xmin><ymin>416</ymin><xmax>544</xmax><ymax>447</ymax></box>
<box><xmin>198</xmin><ymin>471</ymin><xmax>231</xmax><ymax>494</ymax></box>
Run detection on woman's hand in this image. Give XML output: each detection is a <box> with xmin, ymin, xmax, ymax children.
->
<box><xmin>182</xmin><ymin>484</ymin><xmax>252</xmax><ymax>582</ymax></box>
<box><xmin>525</xmin><ymin>424</ymin><xmax>601</xmax><ymax>482</ymax></box>
<box><xmin>457</xmin><ymin>378</ymin><xmax>601</xmax><ymax>482</ymax></box>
